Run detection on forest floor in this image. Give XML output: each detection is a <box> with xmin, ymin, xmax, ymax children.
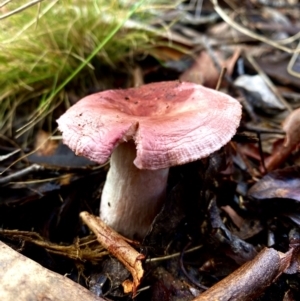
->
<box><xmin>1</xmin><ymin>1</ymin><xmax>300</xmax><ymax>301</ymax></box>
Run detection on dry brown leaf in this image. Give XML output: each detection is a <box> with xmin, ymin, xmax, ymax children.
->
<box><xmin>180</xmin><ymin>51</ymin><xmax>217</xmax><ymax>87</ymax></box>
<box><xmin>151</xmin><ymin>46</ymin><xmax>186</xmax><ymax>61</ymax></box>
<box><xmin>34</xmin><ymin>130</ymin><xmax>58</xmax><ymax>156</ymax></box>
<box><xmin>180</xmin><ymin>48</ymin><xmax>240</xmax><ymax>89</ymax></box>
<box><xmin>0</xmin><ymin>241</ymin><xmax>104</xmax><ymax>301</ymax></box>
<box><xmin>248</xmin><ymin>165</ymin><xmax>300</xmax><ymax>203</ymax></box>
<box><xmin>207</xmin><ymin>21</ymin><xmax>253</xmax><ymax>43</ymax></box>
<box><xmin>256</xmin><ymin>54</ymin><xmax>300</xmax><ymax>89</ymax></box>
<box><xmin>265</xmin><ymin>107</ymin><xmax>300</xmax><ymax>171</ymax></box>
<box><xmin>80</xmin><ymin>211</ymin><xmax>145</xmax><ymax>296</ymax></box>
<box><xmin>221</xmin><ymin>205</ymin><xmax>244</xmax><ymax>229</ymax></box>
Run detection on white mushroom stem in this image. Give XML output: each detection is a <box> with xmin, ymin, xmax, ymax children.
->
<box><xmin>99</xmin><ymin>141</ymin><xmax>169</xmax><ymax>239</ymax></box>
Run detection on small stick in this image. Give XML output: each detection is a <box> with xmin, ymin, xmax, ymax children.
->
<box><xmin>179</xmin><ymin>242</ymin><xmax>208</xmax><ymax>291</ymax></box>
<box><xmin>0</xmin><ymin>0</ymin><xmax>46</xmax><ymax>20</ymax></box>
<box><xmin>241</xmin><ymin>124</ymin><xmax>285</xmax><ymax>135</ymax></box>
<box><xmin>192</xmin><ymin>247</ymin><xmax>293</xmax><ymax>301</ymax></box>
<box><xmin>211</xmin><ymin>0</ymin><xmax>299</xmax><ymax>54</ymax></box>
<box><xmin>80</xmin><ymin>212</ymin><xmax>145</xmax><ymax>296</ymax></box>
<box><xmin>146</xmin><ymin>245</ymin><xmax>203</xmax><ymax>263</ymax></box>
<box><xmin>0</xmin><ymin>149</ymin><xmax>20</xmax><ymax>162</ymax></box>
<box><xmin>256</xmin><ymin>132</ymin><xmax>267</xmax><ymax>174</ymax></box>
<box><xmin>215</xmin><ymin>67</ymin><xmax>227</xmax><ymax>91</ymax></box>
<box><xmin>0</xmin><ymin>164</ymin><xmax>43</xmax><ymax>185</ymax></box>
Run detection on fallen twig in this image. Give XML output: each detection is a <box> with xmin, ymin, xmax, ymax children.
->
<box><xmin>0</xmin><ymin>164</ymin><xmax>43</xmax><ymax>185</ymax></box>
<box><xmin>192</xmin><ymin>247</ymin><xmax>294</xmax><ymax>301</ymax></box>
<box><xmin>80</xmin><ymin>211</ymin><xmax>145</xmax><ymax>296</ymax></box>
<box><xmin>211</xmin><ymin>0</ymin><xmax>300</xmax><ymax>54</ymax></box>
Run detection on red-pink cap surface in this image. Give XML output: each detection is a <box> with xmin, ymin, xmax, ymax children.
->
<box><xmin>57</xmin><ymin>81</ymin><xmax>241</xmax><ymax>170</ymax></box>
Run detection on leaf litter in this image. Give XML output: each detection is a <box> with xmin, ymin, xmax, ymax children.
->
<box><xmin>2</xmin><ymin>0</ymin><xmax>300</xmax><ymax>300</ymax></box>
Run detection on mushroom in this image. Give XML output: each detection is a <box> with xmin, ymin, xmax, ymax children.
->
<box><xmin>57</xmin><ymin>81</ymin><xmax>242</xmax><ymax>239</ymax></box>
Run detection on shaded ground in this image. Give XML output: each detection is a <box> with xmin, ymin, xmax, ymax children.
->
<box><xmin>1</xmin><ymin>0</ymin><xmax>300</xmax><ymax>300</ymax></box>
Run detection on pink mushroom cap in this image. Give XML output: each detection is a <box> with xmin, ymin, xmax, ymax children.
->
<box><xmin>57</xmin><ymin>81</ymin><xmax>242</xmax><ymax>169</ymax></box>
